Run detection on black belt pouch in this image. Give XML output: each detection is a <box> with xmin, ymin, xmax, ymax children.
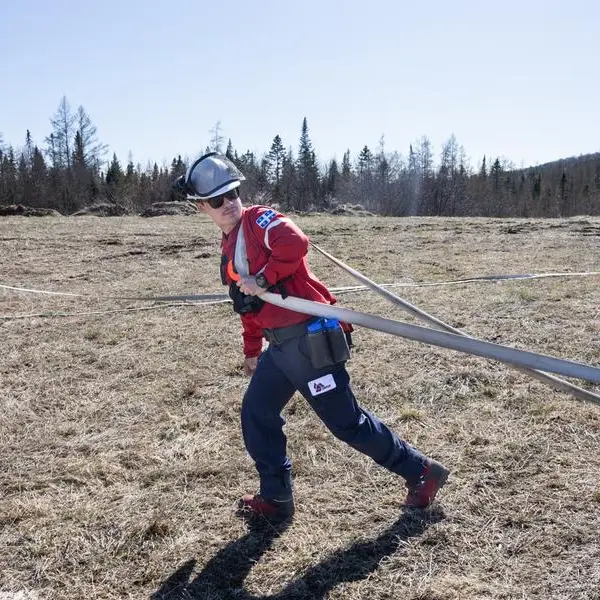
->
<box><xmin>306</xmin><ymin>319</ymin><xmax>350</xmax><ymax>369</ymax></box>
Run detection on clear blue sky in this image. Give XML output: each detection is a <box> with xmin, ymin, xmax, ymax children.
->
<box><xmin>1</xmin><ymin>0</ymin><xmax>598</xmax><ymax>171</ymax></box>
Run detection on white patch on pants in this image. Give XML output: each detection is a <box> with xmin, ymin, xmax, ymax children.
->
<box><xmin>308</xmin><ymin>374</ymin><xmax>336</xmax><ymax>396</ymax></box>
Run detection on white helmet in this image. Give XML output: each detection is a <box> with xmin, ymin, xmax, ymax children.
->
<box><xmin>178</xmin><ymin>152</ymin><xmax>245</xmax><ymax>200</ymax></box>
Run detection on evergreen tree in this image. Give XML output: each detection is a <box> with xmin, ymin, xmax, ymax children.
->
<box><xmin>0</xmin><ymin>147</ymin><xmax>18</xmax><ymax>204</ymax></box>
<box><xmin>470</xmin><ymin>155</ymin><xmax>490</xmax><ymax>215</ymax></box>
<box><xmin>46</xmin><ymin>133</ymin><xmax>59</xmax><ymax>170</ymax></box>
<box><xmin>151</xmin><ymin>162</ymin><xmax>160</xmax><ymax>183</ymax></box>
<box><xmin>479</xmin><ymin>155</ymin><xmax>487</xmax><ymax>178</ymax></box>
<box><xmin>296</xmin><ymin>118</ymin><xmax>320</xmax><ymax>210</ymax></box>
<box><xmin>280</xmin><ymin>148</ymin><xmax>297</xmax><ymax>209</ymax></box>
<box><xmin>72</xmin><ymin>130</ymin><xmax>94</xmax><ymax>205</ymax></box>
<box><xmin>324</xmin><ymin>158</ymin><xmax>339</xmax><ymax>200</ymax></box>
<box><xmin>105</xmin><ymin>153</ymin><xmax>124</xmax><ymax>201</ymax></box>
<box><xmin>258</xmin><ymin>157</ymin><xmax>270</xmax><ymax>192</ymax></box>
<box><xmin>415</xmin><ymin>136</ymin><xmax>436</xmax><ymax>214</ymax></box>
<box><xmin>490</xmin><ymin>158</ymin><xmax>502</xmax><ymax>194</ymax></box>
<box><xmin>375</xmin><ymin>139</ymin><xmax>390</xmax><ymax>185</ymax></box>
<box><xmin>72</xmin><ymin>131</ymin><xmax>86</xmax><ymax>167</ymax></box>
<box><xmin>436</xmin><ymin>134</ymin><xmax>459</xmax><ymax>215</ymax></box>
<box><xmin>489</xmin><ymin>158</ymin><xmax>504</xmax><ymax>216</ymax></box>
<box><xmin>375</xmin><ymin>136</ymin><xmax>392</xmax><ymax>213</ymax></box>
<box><xmin>337</xmin><ymin>149</ymin><xmax>355</xmax><ymax>206</ymax></box>
<box><xmin>532</xmin><ymin>172</ymin><xmax>542</xmax><ymax>203</ymax></box>
<box><xmin>357</xmin><ymin>145</ymin><xmax>375</xmax><ymax>209</ymax></box>
<box><xmin>559</xmin><ymin>171</ymin><xmax>571</xmax><ymax>216</ymax></box>
<box><xmin>225</xmin><ymin>139</ymin><xmax>235</xmax><ymax>160</ymax></box>
<box><xmin>124</xmin><ymin>155</ymin><xmax>137</xmax><ymax>186</ymax></box>
<box><xmin>358</xmin><ymin>145</ymin><xmax>374</xmax><ymax>177</ymax></box>
<box><xmin>31</xmin><ymin>146</ymin><xmax>47</xmax><ymax>205</ymax></box>
<box><xmin>24</xmin><ymin>130</ymin><xmax>35</xmax><ymax>167</ymax></box>
<box><xmin>137</xmin><ymin>171</ymin><xmax>151</xmax><ymax>207</ymax></box>
<box><xmin>170</xmin><ymin>155</ymin><xmax>186</xmax><ymax>177</ymax></box>
<box><xmin>454</xmin><ymin>146</ymin><xmax>471</xmax><ymax>216</ymax></box>
<box><xmin>267</xmin><ymin>135</ymin><xmax>285</xmax><ymax>184</ymax></box>
<box><xmin>341</xmin><ymin>149</ymin><xmax>352</xmax><ymax>179</ymax></box>
<box><xmin>123</xmin><ymin>152</ymin><xmax>139</xmax><ymax>209</ymax></box>
<box><xmin>406</xmin><ymin>143</ymin><xmax>421</xmax><ymax>215</ymax></box>
<box><xmin>17</xmin><ymin>153</ymin><xmax>29</xmax><ymax>203</ymax></box>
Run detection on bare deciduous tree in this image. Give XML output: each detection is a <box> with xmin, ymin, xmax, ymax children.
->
<box><xmin>46</xmin><ymin>96</ymin><xmax>76</xmax><ymax>169</ymax></box>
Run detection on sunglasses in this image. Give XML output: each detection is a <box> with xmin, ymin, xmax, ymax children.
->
<box><xmin>202</xmin><ymin>188</ymin><xmax>240</xmax><ymax>209</ymax></box>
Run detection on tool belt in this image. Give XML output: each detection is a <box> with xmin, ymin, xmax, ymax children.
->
<box><xmin>263</xmin><ymin>318</ymin><xmax>351</xmax><ymax>369</ymax></box>
<box><xmin>262</xmin><ymin>320</ymin><xmax>312</xmax><ymax>345</ymax></box>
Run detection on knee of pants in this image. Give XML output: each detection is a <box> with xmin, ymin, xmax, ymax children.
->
<box><xmin>241</xmin><ymin>388</ymin><xmax>262</xmax><ymax>426</ymax></box>
<box><xmin>241</xmin><ymin>385</ymin><xmax>287</xmax><ymax>431</ymax></box>
<box><xmin>327</xmin><ymin>414</ymin><xmax>373</xmax><ymax>444</ymax></box>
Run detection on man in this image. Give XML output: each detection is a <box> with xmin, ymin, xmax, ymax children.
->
<box><xmin>174</xmin><ymin>152</ymin><xmax>449</xmax><ymax>523</ymax></box>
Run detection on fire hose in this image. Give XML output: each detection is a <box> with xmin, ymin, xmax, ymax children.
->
<box><xmin>308</xmin><ymin>243</ymin><xmax>600</xmax><ymax>404</ymax></box>
<box><xmin>233</xmin><ymin>228</ymin><xmax>600</xmax><ymax>393</ymax></box>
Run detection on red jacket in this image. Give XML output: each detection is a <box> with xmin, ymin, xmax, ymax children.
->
<box><xmin>221</xmin><ymin>205</ymin><xmax>337</xmax><ymax>357</ymax></box>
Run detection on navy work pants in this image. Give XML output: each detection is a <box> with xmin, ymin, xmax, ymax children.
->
<box><xmin>241</xmin><ymin>333</ymin><xmax>429</xmax><ymax>501</ymax></box>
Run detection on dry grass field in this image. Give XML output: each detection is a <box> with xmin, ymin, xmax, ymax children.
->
<box><xmin>1</xmin><ymin>213</ymin><xmax>599</xmax><ymax>600</ymax></box>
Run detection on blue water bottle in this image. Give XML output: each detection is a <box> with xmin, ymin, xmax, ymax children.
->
<box><xmin>324</xmin><ymin>318</ymin><xmax>350</xmax><ymax>364</ymax></box>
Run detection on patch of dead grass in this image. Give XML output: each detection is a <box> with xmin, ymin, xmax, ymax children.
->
<box><xmin>0</xmin><ymin>215</ymin><xmax>599</xmax><ymax>599</ymax></box>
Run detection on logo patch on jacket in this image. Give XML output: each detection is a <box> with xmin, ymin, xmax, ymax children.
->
<box><xmin>308</xmin><ymin>374</ymin><xmax>336</xmax><ymax>396</ymax></box>
<box><xmin>256</xmin><ymin>209</ymin><xmax>277</xmax><ymax>229</ymax></box>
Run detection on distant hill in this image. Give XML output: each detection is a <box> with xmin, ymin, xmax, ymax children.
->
<box><xmin>528</xmin><ymin>151</ymin><xmax>600</xmax><ymax>170</ymax></box>
<box><xmin>505</xmin><ymin>152</ymin><xmax>600</xmax><ymax>217</ymax></box>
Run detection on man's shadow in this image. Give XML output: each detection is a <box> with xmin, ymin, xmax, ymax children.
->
<box><xmin>151</xmin><ymin>507</ymin><xmax>445</xmax><ymax>600</ymax></box>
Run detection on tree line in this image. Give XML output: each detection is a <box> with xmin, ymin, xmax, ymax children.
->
<box><xmin>1</xmin><ymin>96</ymin><xmax>599</xmax><ymax>217</ymax></box>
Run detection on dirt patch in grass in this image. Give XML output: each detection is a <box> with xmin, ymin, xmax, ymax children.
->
<box><xmin>1</xmin><ymin>214</ymin><xmax>599</xmax><ymax>599</ymax></box>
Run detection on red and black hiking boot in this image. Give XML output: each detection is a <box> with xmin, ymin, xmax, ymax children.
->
<box><xmin>404</xmin><ymin>459</ymin><xmax>450</xmax><ymax>509</ymax></box>
<box><xmin>237</xmin><ymin>494</ymin><xmax>295</xmax><ymax>523</ymax></box>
